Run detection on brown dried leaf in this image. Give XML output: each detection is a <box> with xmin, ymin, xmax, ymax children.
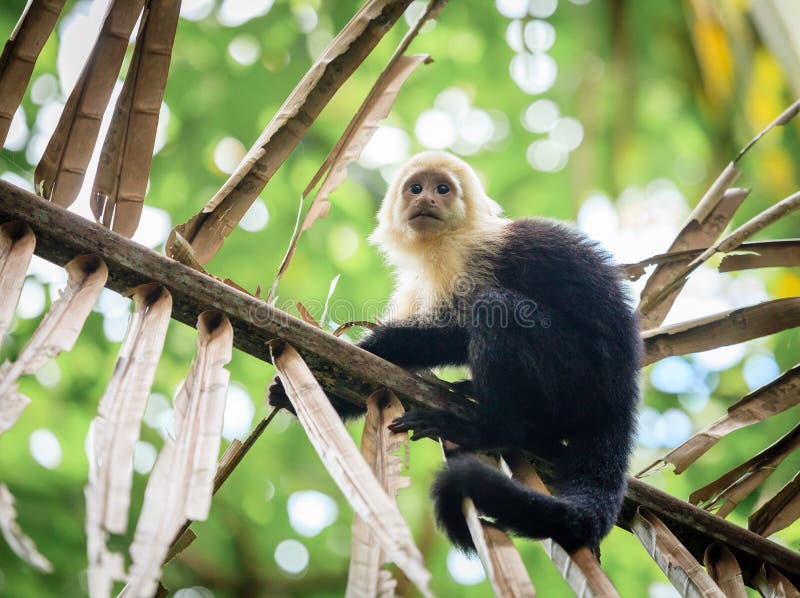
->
<box><xmin>91</xmin><ymin>0</ymin><xmax>180</xmax><ymax>237</ymax></box>
<box><xmin>704</xmin><ymin>543</ymin><xmax>747</xmax><ymax>598</ymax></box>
<box><xmin>0</xmin><ymin>484</ymin><xmax>52</xmax><ymax>573</ymax></box>
<box><xmin>749</xmin><ymin>471</ymin><xmax>800</xmax><ymax>538</ymax></box>
<box><xmin>167</xmin><ymin>231</ymin><xmax>207</xmax><ymax>273</ymax></box>
<box><xmin>123</xmin><ymin>311</ymin><xmax>232</xmax><ymax>597</ymax></box>
<box><xmin>719</xmin><ymin>240</ymin><xmax>800</xmax><ymax>272</ymax></box>
<box><xmin>333</xmin><ymin>320</ymin><xmax>377</xmax><ymax>337</ymax></box>
<box><xmin>296</xmin><ymin>302</ymin><xmax>321</xmax><ymax>328</ymax></box>
<box><xmin>346</xmin><ymin>390</ymin><xmax>409</xmax><ymax>598</ymax></box>
<box><xmin>302</xmin><ymin>53</ymin><xmax>431</xmax><ymax>232</ymax></box>
<box><xmin>0</xmin><ymin>391</ymin><xmax>30</xmax><ymax>436</ymax></box>
<box><xmin>638</xmin><ymin>364</ymin><xmax>800</xmax><ymax>477</ymax></box>
<box><xmin>0</xmin><ymin>255</ymin><xmax>107</xmax><ymax>434</ymax></box>
<box><xmin>462</xmin><ymin>495</ymin><xmax>537</xmax><ymax>598</ymax></box>
<box><xmin>688</xmin><ymin>423</ymin><xmax>800</xmax><ymax>517</ymax></box>
<box><xmin>640</xmin><ymin>190</ymin><xmax>800</xmax><ymax>317</ymax></box>
<box><xmin>163</xmin><ymin>410</ymin><xmax>279</xmax><ymax>569</ymax></box>
<box><xmin>272</xmin><ymin>55</ymin><xmax>429</xmax><ymax>288</ymax></box>
<box><xmin>85</xmin><ymin>285</ymin><xmax>172</xmax><ymax>597</ymax></box>
<box><xmin>734</xmin><ymin>99</ymin><xmax>800</xmax><ymax>162</ymax></box>
<box><xmin>642</xmin><ymin>298</ymin><xmax>800</xmax><ymax>366</ymax></box>
<box><xmin>638</xmin><ymin>186</ymin><xmax>747</xmax><ymax>328</ymax></box>
<box><xmin>753</xmin><ymin>563</ymin><xmax>800</xmax><ymax>598</ymax></box>
<box><xmin>0</xmin><ymin>221</ymin><xmax>35</xmax><ymax>338</ymax></box>
<box><xmin>505</xmin><ymin>452</ymin><xmax>619</xmax><ymax>598</ymax></box>
<box><xmin>0</xmin><ymin>0</ymin><xmax>66</xmax><ymax>147</ymax></box>
<box><xmin>34</xmin><ymin>0</ymin><xmax>145</xmax><ymax>207</ymax></box>
<box><xmin>638</xmin><ymin>98</ymin><xmax>800</xmax><ymax>321</ymax></box>
<box><xmin>624</xmin><ymin>239</ymin><xmax>800</xmax><ymax>281</ymax></box>
<box><xmin>269</xmin><ymin>341</ymin><xmax>432</xmax><ymax>598</ymax></box>
<box><xmin>631</xmin><ymin>508</ymin><xmax>725</xmax><ymax>598</ymax></box>
<box><xmin>273</xmin><ymin>3</ymin><xmax>444</xmax><ymax>289</ymax></box>
<box><xmin>168</xmin><ymin>0</ymin><xmax>414</xmax><ymax>264</ymax></box>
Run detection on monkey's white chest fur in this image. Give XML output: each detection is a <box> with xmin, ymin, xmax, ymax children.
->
<box><xmin>387</xmin><ymin>237</ymin><xmax>496</xmax><ymax>320</ymax></box>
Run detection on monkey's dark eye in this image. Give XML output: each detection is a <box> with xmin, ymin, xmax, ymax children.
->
<box><xmin>409</xmin><ymin>183</ymin><xmax>423</xmax><ymax>194</ymax></box>
<box><xmin>436</xmin><ymin>183</ymin><xmax>450</xmax><ymax>194</ymax></box>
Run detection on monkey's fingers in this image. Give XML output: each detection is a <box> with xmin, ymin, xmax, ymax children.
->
<box><xmin>389</xmin><ymin>411</ymin><xmax>444</xmax><ymax>440</ymax></box>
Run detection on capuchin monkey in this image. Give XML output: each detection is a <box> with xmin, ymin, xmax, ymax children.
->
<box><xmin>269</xmin><ymin>151</ymin><xmax>641</xmax><ymax>554</ymax></box>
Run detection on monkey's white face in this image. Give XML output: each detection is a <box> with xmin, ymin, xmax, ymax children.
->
<box><xmin>399</xmin><ymin>169</ymin><xmax>465</xmax><ymax>234</ymax></box>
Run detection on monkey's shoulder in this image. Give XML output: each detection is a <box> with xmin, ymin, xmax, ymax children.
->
<box><xmin>493</xmin><ymin>217</ymin><xmax>620</xmax><ymax>280</ymax></box>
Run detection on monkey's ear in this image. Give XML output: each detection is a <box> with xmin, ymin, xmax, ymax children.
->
<box><xmin>485</xmin><ymin>196</ymin><xmax>504</xmax><ymax>216</ymax></box>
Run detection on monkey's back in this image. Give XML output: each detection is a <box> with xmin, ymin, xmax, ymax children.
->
<box><xmin>483</xmin><ymin>218</ymin><xmax>641</xmax><ymax>446</ymax></box>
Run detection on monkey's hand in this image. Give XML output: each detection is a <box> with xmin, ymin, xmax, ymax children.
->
<box><xmin>389</xmin><ymin>408</ymin><xmax>485</xmax><ymax>448</ymax></box>
<box><xmin>267</xmin><ymin>375</ymin><xmax>297</xmax><ymax>416</ymax></box>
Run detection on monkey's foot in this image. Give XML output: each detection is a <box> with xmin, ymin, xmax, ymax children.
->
<box><xmin>389</xmin><ymin>409</ymin><xmax>485</xmax><ymax>447</ymax></box>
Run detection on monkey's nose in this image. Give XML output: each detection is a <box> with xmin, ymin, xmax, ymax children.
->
<box><xmin>413</xmin><ymin>196</ymin><xmax>437</xmax><ymax>208</ymax></box>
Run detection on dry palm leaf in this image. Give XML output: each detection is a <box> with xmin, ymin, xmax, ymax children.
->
<box><xmin>640</xmin><ymin>190</ymin><xmax>800</xmax><ymax>318</ymax></box>
<box><xmin>0</xmin><ymin>255</ymin><xmax>108</xmax><ymax>435</ymax></box>
<box><xmin>35</xmin><ymin>0</ymin><xmax>145</xmax><ymax>207</ymax></box>
<box><xmin>688</xmin><ymin>423</ymin><xmax>800</xmax><ymax>517</ymax></box>
<box><xmin>638</xmin><ymin>364</ymin><xmax>800</xmax><ymax>477</ymax></box>
<box><xmin>623</xmin><ymin>239</ymin><xmax>800</xmax><ymax>282</ymax></box>
<box><xmin>440</xmin><ymin>448</ymin><xmax>536</xmax><ymax>597</ymax></box>
<box><xmin>637</xmin><ymin>98</ymin><xmax>800</xmax><ymax>322</ymax></box>
<box><xmin>269</xmin><ymin>340</ymin><xmax>432</xmax><ymax>597</ymax></box>
<box><xmin>296</xmin><ymin>302</ymin><xmax>321</xmax><ymax>328</ymax></box>
<box><xmin>272</xmin><ymin>1</ymin><xmax>445</xmax><ymax>287</ymax></box>
<box><xmin>0</xmin><ymin>391</ymin><xmax>29</xmax><ymax>436</ymax></box>
<box><xmin>753</xmin><ymin>563</ymin><xmax>800</xmax><ymax>598</ymax></box>
<box><xmin>719</xmin><ymin>240</ymin><xmax>800</xmax><ymax>272</ymax></box>
<box><xmin>638</xmin><ymin>187</ymin><xmax>748</xmax><ymax>328</ymax></box>
<box><xmin>704</xmin><ymin>543</ymin><xmax>747</xmax><ymax>598</ymax></box>
<box><xmin>0</xmin><ymin>221</ymin><xmax>35</xmax><ymax>338</ymax></box>
<box><xmin>0</xmin><ymin>0</ymin><xmax>66</xmax><ymax>147</ymax></box>
<box><xmin>167</xmin><ymin>231</ymin><xmax>257</xmax><ymax>296</ymax></box>
<box><xmin>346</xmin><ymin>389</ymin><xmax>409</xmax><ymax>598</ymax></box>
<box><xmin>85</xmin><ymin>284</ymin><xmax>172</xmax><ymax>598</ymax></box>
<box><xmin>123</xmin><ymin>311</ymin><xmax>232</xmax><ymax>597</ymax></box>
<box><xmin>167</xmin><ymin>0</ymin><xmax>415</xmax><ymax>265</ymax></box>
<box><xmin>462</xmin><ymin>495</ymin><xmax>537</xmax><ymax>598</ymax></box>
<box><xmin>91</xmin><ymin>0</ymin><xmax>180</xmax><ymax>237</ymax></box>
<box><xmin>333</xmin><ymin>320</ymin><xmax>377</xmax><ymax>337</ymax></box>
<box><xmin>0</xmin><ymin>484</ymin><xmax>52</xmax><ymax>573</ymax></box>
<box><xmin>167</xmin><ymin>231</ymin><xmax>208</xmax><ymax>273</ymax></box>
<box><xmin>631</xmin><ymin>507</ymin><xmax>725</xmax><ymax>598</ymax></box>
<box><xmin>642</xmin><ymin>298</ymin><xmax>800</xmax><ymax>366</ymax></box>
<box><xmin>504</xmin><ymin>452</ymin><xmax>619</xmax><ymax>598</ymax></box>
<box><xmin>748</xmin><ymin>470</ymin><xmax>800</xmax><ymax>538</ymax></box>
<box><xmin>164</xmin><ymin>409</ymin><xmax>279</xmax><ymax>566</ymax></box>
<box><xmin>273</xmin><ymin>55</ymin><xmax>430</xmax><ymax>288</ymax></box>
<box><xmin>481</xmin><ymin>525</ymin><xmax>537</xmax><ymax>598</ymax></box>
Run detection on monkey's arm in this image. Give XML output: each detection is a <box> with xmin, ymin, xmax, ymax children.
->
<box><xmin>268</xmin><ymin>316</ymin><xmax>468</xmax><ymax>420</ymax></box>
<box><xmin>357</xmin><ymin>317</ymin><xmax>469</xmax><ymax>369</ymax></box>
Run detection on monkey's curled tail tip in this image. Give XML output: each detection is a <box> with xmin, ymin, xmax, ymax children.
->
<box><xmin>431</xmin><ymin>455</ymin><xmax>494</xmax><ymax>553</ymax></box>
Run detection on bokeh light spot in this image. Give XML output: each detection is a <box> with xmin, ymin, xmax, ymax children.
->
<box><xmin>447</xmin><ymin>549</ymin><xmax>486</xmax><ymax>585</ymax></box>
<box><xmin>275</xmin><ymin>539</ymin><xmax>310</xmax><ymax>575</ymax></box>
<box><xmin>287</xmin><ymin>490</ymin><xmax>338</xmax><ymax>537</ymax></box>
<box><xmin>30</xmin><ymin>429</ymin><xmax>62</xmax><ymax>469</ymax></box>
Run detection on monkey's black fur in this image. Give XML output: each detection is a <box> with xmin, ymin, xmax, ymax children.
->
<box><xmin>270</xmin><ymin>218</ymin><xmax>641</xmax><ymax>553</ymax></box>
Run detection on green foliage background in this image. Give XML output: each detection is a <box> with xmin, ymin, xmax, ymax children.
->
<box><xmin>1</xmin><ymin>1</ymin><xmax>799</xmax><ymax>596</ymax></box>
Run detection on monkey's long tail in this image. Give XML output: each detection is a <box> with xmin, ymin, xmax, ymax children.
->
<box><xmin>431</xmin><ymin>454</ymin><xmax>626</xmax><ymax>553</ymax></box>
